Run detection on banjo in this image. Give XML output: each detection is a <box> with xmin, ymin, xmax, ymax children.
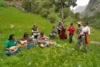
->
<box><xmin>9</xmin><ymin>40</ymin><xmax>28</xmax><ymax>53</ymax></box>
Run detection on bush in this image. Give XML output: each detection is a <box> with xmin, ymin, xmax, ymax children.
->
<box><xmin>48</xmin><ymin>12</ymin><xmax>58</xmax><ymax>23</ymax></box>
<box><xmin>63</xmin><ymin>8</ymin><xmax>70</xmax><ymax>18</ymax></box>
<box><xmin>22</xmin><ymin>0</ymin><xmax>32</xmax><ymax>12</ymax></box>
<box><xmin>0</xmin><ymin>0</ymin><xmax>8</xmax><ymax>7</ymax></box>
<box><xmin>39</xmin><ymin>8</ymin><xmax>49</xmax><ymax>17</ymax></box>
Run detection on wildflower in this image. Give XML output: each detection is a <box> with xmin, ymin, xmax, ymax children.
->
<box><xmin>28</xmin><ymin>62</ymin><xmax>32</xmax><ymax>66</ymax></box>
<box><xmin>10</xmin><ymin>24</ymin><xmax>14</xmax><ymax>29</ymax></box>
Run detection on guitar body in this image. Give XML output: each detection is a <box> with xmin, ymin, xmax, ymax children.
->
<box><xmin>17</xmin><ymin>40</ymin><xmax>28</xmax><ymax>47</ymax></box>
<box><xmin>9</xmin><ymin>46</ymin><xmax>18</xmax><ymax>53</ymax></box>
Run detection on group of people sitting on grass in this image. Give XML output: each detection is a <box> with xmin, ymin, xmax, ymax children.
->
<box><xmin>5</xmin><ymin>21</ymin><xmax>90</xmax><ymax>56</ymax></box>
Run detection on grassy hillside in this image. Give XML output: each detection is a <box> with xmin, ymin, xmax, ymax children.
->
<box><xmin>0</xmin><ymin>4</ymin><xmax>100</xmax><ymax>67</ymax></box>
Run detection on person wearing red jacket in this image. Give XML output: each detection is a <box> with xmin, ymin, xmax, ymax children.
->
<box><xmin>68</xmin><ymin>23</ymin><xmax>75</xmax><ymax>43</ymax></box>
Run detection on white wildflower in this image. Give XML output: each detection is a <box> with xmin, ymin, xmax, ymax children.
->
<box><xmin>28</xmin><ymin>62</ymin><xmax>32</xmax><ymax>66</ymax></box>
<box><xmin>56</xmin><ymin>44</ymin><xmax>62</xmax><ymax>47</ymax></box>
<box><xmin>10</xmin><ymin>24</ymin><xmax>14</xmax><ymax>29</ymax></box>
<box><xmin>72</xmin><ymin>48</ymin><xmax>75</xmax><ymax>51</ymax></box>
<box><xmin>19</xmin><ymin>30</ymin><xmax>22</xmax><ymax>32</ymax></box>
<box><xmin>78</xmin><ymin>65</ymin><xmax>81</xmax><ymax>67</ymax></box>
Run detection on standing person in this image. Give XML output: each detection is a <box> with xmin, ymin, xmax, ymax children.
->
<box><xmin>57</xmin><ymin>21</ymin><xmax>63</xmax><ymax>35</ymax></box>
<box><xmin>5</xmin><ymin>34</ymin><xmax>20</xmax><ymax>56</ymax></box>
<box><xmin>77</xmin><ymin>22</ymin><xmax>90</xmax><ymax>53</ymax></box>
<box><xmin>76</xmin><ymin>22</ymin><xmax>82</xmax><ymax>35</ymax></box>
<box><xmin>59</xmin><ymin>25</ymin><xmax>67</xmax><ymax>39</ymax></box>
<box><xmin>68</xmin><ymin>23</ymin><xmax>75</xmax><ymax>43</ymax></box>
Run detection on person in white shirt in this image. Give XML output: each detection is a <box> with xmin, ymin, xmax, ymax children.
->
<box><xmin>77</xmin><ymin>22</ymin><xmax>90</xmax><ymax>53</ymax></box>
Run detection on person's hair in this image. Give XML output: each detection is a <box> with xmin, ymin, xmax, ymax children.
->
<box><xmin>70</xmin><ymin>23</ymin><xmax>73</xmax><ymax>25</ymax></box>
<box><xmin>78</xmin><ymin>24</ymin><xmax>81</xmax><ymax>27</ymax></box>
<box><xmin>23</xmin><ymin>32</ymin><xmax>28</xmax><ymax>38</ymax></box>
<box><xmin>40</xmin><ymin>32</ymin><xmax>44</xmax><ymax>37</ymax></box>
<box><xmin>53</xmin><ymin>26</ymin><xmax>55</xmax><ymax>28</ymax></box>
<box><xmin>85</xmin><ymin>22</ymin><xmax>88</xmax><ymax>25</ymax></box>
<box><xmin>33</xmin><ymin>25</ymin><xmax>36</xmax><ymax>27</ymax></box>
<box><xmin>8</xmin><ymin>34</ymin><xmax>14</xmax><ymax>40</ymax></box>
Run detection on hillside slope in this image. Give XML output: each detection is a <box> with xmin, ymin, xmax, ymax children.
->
<box><xmin>82</xmin><ymin>0</ymin><xmax>100</xmax><ymax>29</ymax></box>
<box><xmin>83</xmin><ymin>0</ymin><xmax>100</xmax><ymax>17</ymax></box>
<box><xmin>0</xmin><ymin>3</ymin><xmax>100</xmax><ymax>67</ymax></box>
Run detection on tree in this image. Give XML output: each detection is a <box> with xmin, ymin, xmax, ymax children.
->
<box><xmin>54</xmin><ymin>0</ymin><xmax>77</xmax><ymax>22</ymax></box>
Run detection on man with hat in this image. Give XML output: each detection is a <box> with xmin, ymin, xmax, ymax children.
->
<box><xmin>77</xmin><ymin>22</ymin><xmax>90</xmax><ymax>53</ymax></box>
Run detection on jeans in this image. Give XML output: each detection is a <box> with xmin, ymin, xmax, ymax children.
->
<box><xmin>69</xmin><ymin>34</ymin><xmax>73</xmax><ymax>43</ymax></box>
<box><xmin>5</xmin><ymin>48</ymin><xmax>21</xmax><ymax>56</ymax></box>
<box><xmin>50</xmin><ymin>33</ymin><xmax>56</xmax><ymax>39</ymax></box>
<box><xmin>27</xmin><ymin>43</ymin><xmax>34</xmax><ymax>49</ymax></box>
<box><xmin>77</xmin><ymin>36</ymin><xmax>87</xmax><ymax>53</ymax></box>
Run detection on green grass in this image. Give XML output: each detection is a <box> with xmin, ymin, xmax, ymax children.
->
<box><xmin>0</xmin><ymin>5</ymin><xmax>100</xmax><ymax>67</ymax></box>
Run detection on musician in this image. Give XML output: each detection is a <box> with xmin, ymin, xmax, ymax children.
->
<box><xmin>37</xmin><ymin>32</ymin><xmax>56</xmax><ymax>48</ymax></box>
<box><xmin>18</xmin><ymin>32</ymin><xmax>34</xmax><ymax>49</ymax></box>
<box><xmin>77</xmin><ymin>22</ymin><xmax>90</xmax><ymax>53</ymax></box>
<box><xmin>5</xmin><ymin>34</ymin><xmax>20</xmax><ymax>56</ymax></box>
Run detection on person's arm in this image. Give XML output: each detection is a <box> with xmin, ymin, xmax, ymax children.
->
<box><xmin>37</xmin><ymin>37</ymin><xmax>44</xmax><ymax>43</ymax></box>
<box><xmin>44</xmin><ymin>36</ymin><xmax>49</xmax><ymax>40</ymax></box>
<box><xmin>32</xmin><ymin>29</ymin><xmax>39</xmax><ymax>33</ymax></box>
<box><xmin>73</xmin><ymin>27</ymin><xmax>75</xmax><ymax>31</ymax></box>
<box><xmin>5</xmin><ymin>41</ymin><xmax>10</xmax><ymax>50</ymax></box>
<box><xmin>68</xmin><ymin>27</ymin><xmax>70</xmax><ymax>31</ymax></box>
<box><xmin>88</xmin><ymin>27</ymin><xmax>90</xmax><ymax>35</ymax></box>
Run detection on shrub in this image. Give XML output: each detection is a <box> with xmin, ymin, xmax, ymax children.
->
<box><xmin>48</xmin><ymin>12</ymin><xmax>58</xmax><ymax>23</ymax></box>
<box><xmin>39</xmin><ymin>8</ymin><xmax>49</xmax><ymax>17</ymax></box>
<box><xmin>0</xmin><ymin>0</ymin><xmax>8</xmax><ymax>7</ymax></box>
<box><xmin>22</xmin><ymin>0</ymin><xmax>32</xmax><ymax>12</ymax></box>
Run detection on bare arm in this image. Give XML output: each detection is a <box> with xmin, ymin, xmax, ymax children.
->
<box><xmin>5</xmin><ymin>48</ymin><xmax>9</xmax><ymax>50</ymax></box>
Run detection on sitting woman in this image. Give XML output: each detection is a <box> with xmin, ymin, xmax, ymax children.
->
<box><xmin>18</xmin><ymin>32</ymin><xmax>34</xmax><ymax>49</ymax></box>
<box><xmin>37</xmin><ymin>32</ymin><xmax>56</xmax><ymax>48</ymax></box>
<box><xmin>49</xmin><ymin>26</ymin><xmax>57</xmax><ymax>39</ymax></box>
<box><xmin>32</xmin><ymin>25</ymin><xmax>40</xmax><ymax>39</ymax></box>
<box><xmin>5</xmin><ymin>34</ymin><xmax>20</xmax><ymax>56</ymax></box>
<box><xmin>59</xmin><ymin>25</ymin><xmax>67</xmax><ymax>39</ymax></box>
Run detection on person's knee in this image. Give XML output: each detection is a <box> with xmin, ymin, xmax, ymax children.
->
<box><xmin>5</xmin><ymin>51</ymin><xmax>11</xmax><ymax>56</ymax></box>
<box><xmin>27</xmin><ymin>43</ymin><xmax>34</xmax><ymax>49</ymax></box>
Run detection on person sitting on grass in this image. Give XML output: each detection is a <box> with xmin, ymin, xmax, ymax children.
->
<box><xmin>18</xmin><ymin>32</ymin><xmax>34</xmax><ymax>49</ymax></box>
<box><xmin>32</xmin><ymin>25</ymin><xmax>40</xmax><ymax>39</ymax></box>
<box><xmin>49</xmin><ymin>26</ymin><xmax>57</xmax><ymax>39</ymax></box>
<box><xmin>5</xmin><ymin>34</ymin><xmax>20</xmax><ymax>56</ymax></box>
<box><xmin>37</xmin><ymin>32</ymin><xmax>57</xmax><ymax>48</ymax></box>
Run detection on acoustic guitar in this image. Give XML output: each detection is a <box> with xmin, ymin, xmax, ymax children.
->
<box><xmin>17</xmin><ymin>40</ymin><xmax>28</xmax><ymax>47</ymax></box>
<box><xmin>9</xmin><ymin>46</ymin><xmax>18</xmax><ymax>53</ymax></box>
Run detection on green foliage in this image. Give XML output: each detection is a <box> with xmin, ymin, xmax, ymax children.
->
<box><xmin>47</xmin><ymin>12</ymin><xmax>59</xmax><ymax>23</ymax></box>
<box><xmin>22</xmin><ymin>0</ymin><xmax>77</xmax><ymax>23</ymax></box>
<box><xmin>22</xmin><ymin>0</ymin><xmax>32</xmax><ymax>12</ymax></box>
<box><xmin>83</xmin><ymin>12</ymin><xmax>100</xmax><ymax>29</ymax></box>
<box><xmin>39</xmin><ymin>8</ymin><xmax>49</xmax><ymax>17</ymax></box>
<box><xmin>63</xmin><ymin>8</ymin><xmax>70</xmax><ymax>18</ymax></box>
<box><xmin>0</xmin><ymin>0</ymin><xmax>8</xmax><ymax>7</ymax></box>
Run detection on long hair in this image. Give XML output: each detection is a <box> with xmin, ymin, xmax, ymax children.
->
<box><xmin>8</xmin><ymin>34</ymin><xmax>14</xmax><ymax>40</ymax></box>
